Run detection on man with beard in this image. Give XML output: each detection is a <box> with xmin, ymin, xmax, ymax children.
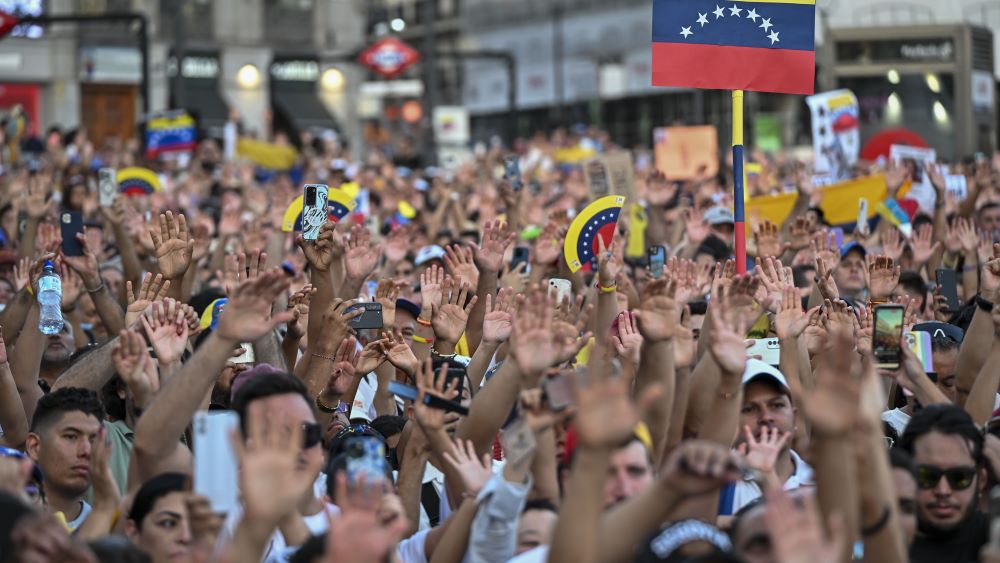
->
<box><xmin>899</xmin><ymin>404</ymin><xmax>988</xmax><ymax>562</ymax></box>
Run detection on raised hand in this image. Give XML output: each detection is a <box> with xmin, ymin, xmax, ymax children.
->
<box><xmin>474</xmin><ymin>220</ymin><xmax>516</xmax><ymax>273</ymax></box>
<box><xmin>326</xmin><ymin>337</ymin><xmax>362</xmax><ymax>394</ymax></box>
<box><xmin>984</xmin><ymin>251</ymin><xmax>1000</xmax><ymax>302</ymax></box>
<box><xmin>856</xmin><ymin>305</ymin><xmax>874</xmax><ymax>356</ymax></box>
<box><xmin>59</xmin><ymin>264</ymin><xmax>84</xmax><ymax>313</ymax></box>
<box><xmin>611</xmin><ymin>311</ymin><xmax>643</xmax><ymax>366</ymax></box>
<box><xmin>126</xmin><ymin>273</ymin><xmax>171</xmax><ymax>327</ymax></box>
<box><xmin>13</xmin><ymin>257</ymin><xmax>30</xmax><ymax>291</ymax></box>
<box><xmin>788</xmin><ymin>217</ymin><xmax>812</xmax><ymax>252</ymax></box>
<box><xmin>216</xmin><ymin>270</ymin><xmax>293</xmax><ymax>343</ymax></box>
<box><xmin>707</xmin><ymin>282</ymin><xmax>751</xmax><ymax>376</ymax></box>
<box><xmin>884</xmin><ymin>160</ymin><xmax>906</xmax><ymax>198</ymax></box>
<box><xmin>864</xmin><ymin>255</ymin><xmax>901</xmax><ymax>300</ymax></box>
<box><xmin>441</xmin><ymin>438</ymin><xmax>493</xmax><ymax>497</ymax></box>
<box><xmin>754</xmin><ymin>256</ymin><xmax>792</xmax><ymax>313</ymax></box>
<box><xmin>572</xmin><ymin>360</ymin><xmax>662</xmax><ymax>450</ymax></box>
<box><xmin>801</xmin><ymin>319</ymin><xmax>861</xmax><ymax>436</ymax></box>
<box><xmin>232</xmin><ymin>402</ymin><xmax>322</xmax><ymax>527</ymax></box>
<box><xmin>150</xmin><ymin>211</ymin><xmax>193</xmax><ymax>280</ymax></box>
<box><xmin>482</xmin><ymin>287</ymin><xmax>514</xmax><ymax>344</ymax></box>
<box><xmin>217</xmin><ymin>251</ymin><xmax>267</xmax><ymax>296</ymax></box>
<box><xmin>343</xmin><ymin>225</ymin><xmax>381</xmax><ymax>282</ymax></box>
<box><xmin>520</xmin><ymin>387</ymin><xmax>572</xmax><ymax>432</ymax></box>
<box><xmin>444</xmin><ymin>244</ymin><xmax>479</xmax><ymax>288</ymax></box>
<box><xmin>684</xmin><ymin>207</ymin><xmax>710</xmax><ymax>244</ymax></box>
<box><xmin>413</xmin><ymin>358</ymin><xmax>461</xmax><ymax>433</ymax></box>
<box><xmin>881</xmin><ymin>228</ymin><xmax>905</xmax><ymax>263</ymax></box>
<box><xmin>909</xmin><ymin>223</ymin><xmax>940</xmax><ymax>267</ymax></box>
<box><xmin>383</xmin><ymin>225</ymin><xmax>414</xmax><ymax>263</ymax></box>
<box><xmin>499</xmin><ymin>262</ymin><xmax>529</xmax><ymax>295</ymax></box>
<box><xmin>532</xmin><ymin>222</ymin><xmax>563</xmax><ymax>267</ymax></box>
<box><xmin>596</xmin><ymin>237</ymin><xmax>622</xmax><ymax>286</ymax></box>
<box><xmin>774</xmin><ymin>285</ymin><xmax>813</xmax><ymax>340</ymax></box>
<box><xmin>372</xmin><ymin>279</ymin><xmax>400</xmax><ymax>329</ymax></box>
<box><xmin>510</xmin><ymin>287</ymin><xmax>559</xmax><ymax>376</ymax></box>
<box><xmin>296</xmin><ymin>222</ymin><xmax>339</xmax><ymax>272</ymax></box>
<box><xmin>36</xmin><ymin>221</ymin><xmax>62</xmax><ymax>255</ymax></box>
<box><xmin>24</xmin><ymin>177</ymin><xmax>54</xmax><ymax>220</ymax></box>
<box><xmin>432</xmin><ymin>277</ymin><xmax>478</xmax><ymax>344</ymax></box>
<box><xmin>953</xmin><ymin>217</ymin><xmax>980</xmax><ymax>256</ymax></box>
<box><xmin>61</xmin><ymin>228</ymin><xmax>102</xmax><ymax>290</ymax></box>
<box><xmin>710</xmin><ymin>259</ymin><xmax>736</xmax><ymax>297</ymax></box>
<box><xmin>379</xmin><ymin>330</ymin><xmax>418</xmax><ymax>378</ymax></box>
<box><xmin>325</xmin><ymin>474</ymin><xmax>409</xmax><ymax>563</ymax></box>
<box><xmin>316</xmin><ymin>299</ymin><xmax>364</xmax><ymax>356</ymax></box>
<box><xmin>636</xmin><ymin>277</ymin><xmax>681</xmax><ymax>342</ymax></box>
<box><xmin>753</xmin><ymin>220</ymin><xmax>787</xmax><ymax>258</ymax></box>
<box><xmin>286</xmin><ymin>284</ymin><xmax>316</xmax><ymax>341</ymax></box>
<box><xmin>88</xmin><ymin>426</ymin><xmax>120</xmax><ymax>512</ymax></box>
<box><xmin>111</xmin><ymin>328</ymin><xmax>159</xmax><ymax>408</ymax></box>
<box><xmin>140</xmin><ymin>298</ymin><xmax>189</xmax><ymax>366</ymax></box>
<box><xmin>419</xmin><ymin>264</ymin><xmax>445</xmax><ymax>318</ymax></box>
<box><xmin>351</xmin><ymin>337</ymin><xmax>386</xmax><ymax>378</ymax></box>
<box><xmin>736</xmin><ymin>424</ymin><xmax>790</xmax><ymax>476</ymax></box>
<box><xmin>811</xmin><ymin>230</ymin><xmax>840</xmax><ymax>281</ymax></box>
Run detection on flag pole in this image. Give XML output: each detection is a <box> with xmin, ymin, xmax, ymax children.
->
<box><xmin>732</xmin><ymin>89</ymin><xmax>746</xmax><ymax>274</ymax></box>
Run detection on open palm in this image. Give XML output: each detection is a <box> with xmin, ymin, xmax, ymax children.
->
<box><xmin>151</xmin><ymin>211</ymin><xmax>193</xmax><ymax>280</ymax></box>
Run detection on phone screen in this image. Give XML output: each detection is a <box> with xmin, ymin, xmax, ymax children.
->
<box><xmin>648</xmin><ymin>246</ymin><xmax>666</xmax><ymax>278</ymax></box>
<box><xmin>504</xmin><ymin>155</ymin><xmax>522</xmax><ymax>191</ymax></box>
<box><xmin>511</xmin><ymin>247</ymin><xmax>529</xmax><ymax>270</ymax></box>
<box><xmin>874</xmin><ymin>305</ymin><xmax>905</xmax><ymax>368</ymax></box>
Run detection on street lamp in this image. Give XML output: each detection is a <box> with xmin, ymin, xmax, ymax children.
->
<box><xmin>236</xmin><ymin>64</ymin><xmax>260</xmax><ymax>89</ymax></box>
<box><xmin>321</xmin><ymin>68</ymin><xmax>345</xmax><ymax>92</ymax></box>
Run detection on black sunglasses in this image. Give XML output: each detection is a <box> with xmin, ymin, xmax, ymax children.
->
<box><xmin>916</xmin><ymin>465</ymin><xmax>976</xmax><ymax>490</ymax></box>
<box><xmin>302</xmin><ymin>422</ymin><xmax>323</xmax><ymax>449</ymax></box>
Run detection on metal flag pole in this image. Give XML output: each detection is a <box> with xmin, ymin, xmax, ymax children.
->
<box><xmin>732</xmin><ymin>89</ymin><xmax>746</xmax><ymax>274</ymax></box>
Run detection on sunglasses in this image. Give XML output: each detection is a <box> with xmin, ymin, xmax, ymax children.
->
<box><xmin>916</xmin><ymin>465</ymin><xmax>977</xmax><ymax>490</ymax></box>
<box><xmin>302</xmin><ymin>422</ymin><xmax>323</xmax><ymax>449</ymax></box>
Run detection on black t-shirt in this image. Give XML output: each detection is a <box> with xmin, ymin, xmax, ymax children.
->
<box><xmin>910</xmin><ymin>510</ymin><xmax>988</xmax><ymax>563</ymax></box>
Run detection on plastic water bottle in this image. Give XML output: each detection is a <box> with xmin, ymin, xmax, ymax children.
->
<box><xmin>37</xmin><ymin>261</ymin><xmax>64</xmax><ymax>335</ymax></box>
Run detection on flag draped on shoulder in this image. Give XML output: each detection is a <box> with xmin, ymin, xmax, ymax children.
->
<box><xmin>651</xmin><ymin>0</ymin><xmax>816</xmax><ymax>94</ymax></box>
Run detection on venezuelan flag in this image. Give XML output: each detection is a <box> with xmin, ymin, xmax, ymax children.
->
<box><xmin>651</xmin><ymin>0</ymin><xmax>816</xmax><ymax>95</ymax></box>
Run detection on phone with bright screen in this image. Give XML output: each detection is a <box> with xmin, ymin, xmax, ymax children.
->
<box><xmin>874</xmin><ymin>305</ymin><xmax>905</xmax><ymax>370</ymax></box>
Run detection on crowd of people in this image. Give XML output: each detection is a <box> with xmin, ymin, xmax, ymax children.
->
<box><xmin>0</xmin><ymin>117</ymin><xmax>999</xmax><ymax>563</ymax></box>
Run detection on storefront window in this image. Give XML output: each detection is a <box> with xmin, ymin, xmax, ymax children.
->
<box><xmin>838</xmin><ymin>72</ymin><xmax>957</xmax><ymax>159</ymax></box>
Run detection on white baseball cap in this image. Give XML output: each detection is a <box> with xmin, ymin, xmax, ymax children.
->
<box><xmin>415</xmin><ymin>245</ymin><xmax>446</xmax><ymax>266</ymax></box>
<box><xmin>741</xmin><ymin>359</ymin><xmax>790</xmax><ymax>392</ymax></box>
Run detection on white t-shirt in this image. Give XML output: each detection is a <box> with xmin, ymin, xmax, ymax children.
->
<box><xmin>397</xmin><ymin>529</ymin><xmax>430</xmax><ymax>563</ymax></box>
<box><xmin>728</xmin><ymin>449</ymin><xmax>814</xmax><ymax>514</ymax></box>
<box><xmin>67</xmin><ymin>500</ymin><xmax>92</xmax><ymax>533</ymax></box>
<box><xmin>261</xmin><ymin>504</ymin><xmax>340</xmax><ymax>563</ymax></box>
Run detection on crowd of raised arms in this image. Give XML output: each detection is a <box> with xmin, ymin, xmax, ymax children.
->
<box><xmin>1</xmin><ymin>120</ymin><xmax>1000</xmax><ymax>563</ymax></box>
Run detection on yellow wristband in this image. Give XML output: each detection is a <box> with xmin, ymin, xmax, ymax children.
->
<box><xmin>598</xmin><ymin>283</ymin><xmax>618</xmax><ymax>294</ymax></box>
<box><xmin>412</xmin><ymin>335</ymin><xmax>433</xmax><ymax>344</ymax></box>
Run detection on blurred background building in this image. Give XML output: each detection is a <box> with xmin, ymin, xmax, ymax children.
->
<box><xmin>0</xmin><ymin>0</ymin><xmax>996</xmax><ymax>161</ymax></box>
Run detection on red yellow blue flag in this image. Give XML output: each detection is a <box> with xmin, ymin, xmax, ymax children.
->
<box><xmin>651</xmin><ymin>0</ymin><xmax>816</xmax><ymax>95</ymax></box>
<box><xmin>117</xmin><ymin>167</ymin><xmax>161</xmax><ymax>196</ymax></box>
<box><xmin>564</xmin><ymin>196</ymin><xmax>626</xmax><ymax>273</ymax></box>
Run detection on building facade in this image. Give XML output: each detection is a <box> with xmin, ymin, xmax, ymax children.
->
<box><xmin>0</xmin><ymin>0</ymin><xmax>367</xmax><ymax>149</ymax></box>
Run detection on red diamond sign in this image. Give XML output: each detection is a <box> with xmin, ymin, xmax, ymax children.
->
<box><xmin>358</xmin><ymin>37</ymin><xmax>421</xmax><ymax>79</ymax></box>
<box><xmin>0</xmin><ymin>12</ymin><xmax>20</xmax><ymax>38</ymax></box>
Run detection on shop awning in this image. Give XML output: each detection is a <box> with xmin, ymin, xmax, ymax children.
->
<box><xmin>271</xmin><ymin>87</ymin><xmax>337</xmax><ymax>133</ymax></box>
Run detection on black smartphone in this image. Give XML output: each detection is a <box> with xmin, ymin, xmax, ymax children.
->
<box><xmin>60</xmin><ymin>210</ymin><xmax>85</xmax><ymax>257</ymax></box>
<box><xmin>648</xmin><ymin>245</ymin><xmax>666</xmax><ymax>279</ymax></box>
<box><xmin>346</xmin><ymin>302</ymin><xmax>383</xmax><ymax>330</ymax></box>
<box><xmin>511</xmin><ymin>247</ymin><xmax>530</xmax><ymax>270</ymax></box>
<box><xmin>388</xmin><ymin>381</ymin><xmax>469</xmax><ymax>415</ymax></box>
<box><xmin>431</xmin><ymin>358</ymin><xmax>467</xmax><ymax>397</ymax></box>
<box><xmin>503</xmin><ymin>155</ymin><xmax>522</xmax><ymax>191</ymax></box>
<box><xmin>935</xmin><ymin>269</ymin><xmax>960</xmax><ymax>313</ymax></box>
<box><xmin>874</xmin><ymin>305</ymin><xmax>905</xmax><ymax>370</ymax></box>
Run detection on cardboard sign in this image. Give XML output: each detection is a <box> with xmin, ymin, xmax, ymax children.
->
<box><xmin>584</xmin><ymin>151</ymin><xmax>636</xmax><ymax>201</ymax></box>
<box><xmin>653</xmin><ymin>125</ymin><xmax>718</xmax><ymax>180</ymax></box>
